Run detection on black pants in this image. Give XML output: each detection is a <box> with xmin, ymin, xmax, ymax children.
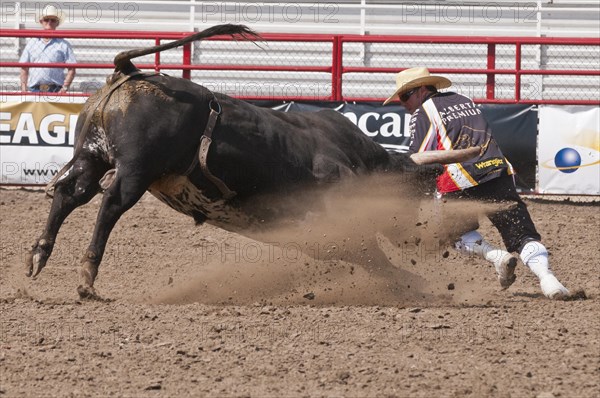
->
<box><xmin>444</xmin><ymin>173</ymin><xmax>541</xmax><ymax>253</ymax></box>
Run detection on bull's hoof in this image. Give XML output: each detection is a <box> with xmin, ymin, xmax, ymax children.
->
<box><xmin>80</xmin><ymin>260</ymin><xmax>98</xmax><ymax>287</ymax></box>
<box><xmin>25</xmin><ymin>240</ymin><xmax>52</xmax><ymax>278</ymax></box>
<box><xmin>77</xmin><ymin>285</ymin><xmax>101</xmax><ymax>300</ymax></box>
<box><xmin>25</xmin><ymin>251</ymin><xmax>34</xmax><ymax>277</ymax></box>
<box><xmin>26</xmin><ymin>251</ymin><xmax>46</xmax><ymax>278</ymax></box>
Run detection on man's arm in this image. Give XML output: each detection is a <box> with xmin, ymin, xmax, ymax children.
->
<box><xmin>20</xmin><ymin>68</ymin><xmax>29</xmax><ymax>91</ymax></box>
<box><xmin>60</xmin><ymin>68</ymin><xmax>76</xmax><ymax>92</ymax></box>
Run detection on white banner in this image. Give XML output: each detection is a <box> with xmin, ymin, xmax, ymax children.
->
<box><xmin>538</xmin><ymin>105</ymin><xmax>600</xmax><ymax>195</ymax></box>
<box><xmin>0</xmin><ymin>97</ymin><xmax>85</xmax><ymax>185</ymax></box>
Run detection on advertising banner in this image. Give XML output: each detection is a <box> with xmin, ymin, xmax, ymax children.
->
<box><xmin>0</xmin><ymin>98</ymin><xmax>85</xmax><ymax>185</ymax></box>
<box><xmin>276</xmin><ymin>102</ymin><xmax>413</xmax><ymax>152</ymax></box>
<box><xmin>482</xmin><ymin>104</ymin><xmax>537</xmax><ymax>192</ymax></box>
<box><xmin>0</xmin><ymin>98</ymin><xmax>541</xmax><ymax>193</ymax></box>
<box><xmin>278</xmin><ymin>102</ymin><xmax>537</xmax><ymax>191</ymax></box>
<box><xmin>538</xmin><ymin>106</ymin><xmax>600</xmax><ymax>195</ymax></box>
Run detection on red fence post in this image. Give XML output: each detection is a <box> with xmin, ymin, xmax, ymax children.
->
<box><xmin>331</xmin><ymin>36</ymin><xmax>343</xmax><ymax>101</ymax></box>
<box><xmin>182</xmin><ymin>43</ymin><xmax>191</xmax><ymax>80</ymax></box>
<box><xmin>515</xmin><ymin>42</ymin><xmax>522</xmax><ymax>102</ymax></box>
<box><xmin>486</xmin><ymin>43</ymin><xmax>496</xmax><ymax>100</ymax></box>
<box><xmin>154</xmin><ymin>38</ymin><xmax>161</xmax><ymax>73</ymax></box>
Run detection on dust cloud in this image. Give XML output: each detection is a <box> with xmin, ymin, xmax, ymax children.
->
<box><xmin>153</xmin><ymin>174</ymin><xmax>504</xmax><ymax>306</ymax></box>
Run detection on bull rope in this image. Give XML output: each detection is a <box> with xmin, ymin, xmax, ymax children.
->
<box><xmin>183</xmin><ymin>98</ymin><xmax>237</xmax><ymax>200</ymax></box>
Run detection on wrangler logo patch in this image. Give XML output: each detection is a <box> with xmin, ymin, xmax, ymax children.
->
<box><xmin>474</xmin><ymin>158</ymin><xmax>505</xmax><ymax>169</ymax></box>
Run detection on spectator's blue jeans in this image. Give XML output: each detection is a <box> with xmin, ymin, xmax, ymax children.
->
<box><xmin>30</xmin><ymin>84</ymin><xmax>62</xmax><ymax>92</ymax></box>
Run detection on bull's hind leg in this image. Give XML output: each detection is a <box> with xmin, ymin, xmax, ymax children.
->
<box><xmin>26</xmin><ymin>155</ymin><xmax>108</xmax><ymax>278</ymax></box>
<box><xmin>78</xmin><ymin>174</ymin><xmax>149</xmax><ymax>299</ymax></box>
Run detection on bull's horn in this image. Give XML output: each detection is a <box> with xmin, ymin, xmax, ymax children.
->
<box><xmin>410</xmin><ymin>146</ymin><xmax>481</xmax><ymax>165</ymax></box>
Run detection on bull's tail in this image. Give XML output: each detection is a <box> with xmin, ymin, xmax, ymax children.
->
<box><xmin>113</xmin><ymin>24</ymin><xmax>262</xmax><ymax>74</ymax></box>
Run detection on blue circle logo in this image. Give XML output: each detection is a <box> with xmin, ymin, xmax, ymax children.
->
<box><xmin>554</xmin><ymin>147</ymin><xmax>581</xmax><ymax>173</ymax></box>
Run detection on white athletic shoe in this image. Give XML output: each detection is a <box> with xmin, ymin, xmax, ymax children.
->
<box><xmin>494</xmin><ymin>253</ymin><xmax>517</xmax><ymax>290</ymax></box>
<box><xmin>540</xmin><ymin>274</ymin><xmax>570</xmax><ymax>300</ymax></box>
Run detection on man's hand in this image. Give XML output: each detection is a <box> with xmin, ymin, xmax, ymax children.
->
<box><xmin>62</xmin><ymin>68</ymin><xmax>76</xmax><ymax>93</ymax></box>
<box><xmin>20</xmin><ymin>67</ymin><xmax>29</xmax><ymax>91</ymax></box>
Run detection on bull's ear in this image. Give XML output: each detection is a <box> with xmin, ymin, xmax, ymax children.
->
<box><xmin>410</xmin><ymin>146</ymin><xmax>481</xmax><ymax>165</ymax></box>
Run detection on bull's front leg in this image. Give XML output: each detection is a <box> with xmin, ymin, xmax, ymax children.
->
<box><xmin>26</xmin><ymin>159</ymin><xmax>105</xmax><ymax>278</ymax></box>
<box><xmin>77</xmin><ymin>173</ymin><xmax>148</xmax><ymax>299</ymax></box>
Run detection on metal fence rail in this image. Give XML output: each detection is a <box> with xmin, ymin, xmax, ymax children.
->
<box><xmin>1</xmin><ymin>29</ymin><xmax>599</xmax><ymax>104</ymax></box>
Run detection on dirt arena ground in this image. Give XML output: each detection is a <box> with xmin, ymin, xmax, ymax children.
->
<box><xmin>1</xmin><ymin>186</ymin><xmax>598</xmax><ymax>397</ymax></box>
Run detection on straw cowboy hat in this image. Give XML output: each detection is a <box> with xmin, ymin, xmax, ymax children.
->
<box><xmin>39</xmin><ymin>5</ymin><xmax>63</xmax><ymax>25</ymax></box>
<box><xmin>383</xmin><ymin>67</ymin><xmax>452</xmax><ymax>105</ymax></box>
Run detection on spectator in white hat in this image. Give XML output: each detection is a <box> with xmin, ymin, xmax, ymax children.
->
<box><xmin>384</xmin><ymin>67</ymin><xmax>570</xmax><ymax>300</ymax></box>
<box><xmin>19</xmin><ymin>5</ymin><xmax>76</xmax><ymax>93</ymax></box>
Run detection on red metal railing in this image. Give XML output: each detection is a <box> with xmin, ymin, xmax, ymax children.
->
<box><xmin>2</xmin><ymin>29</ymin><xmax>599</xmax><ymax>105</ymax></box>
<box><xmin>337</xmin><ymin>35</ymin><xmax>600</xmax><ymax>104</ymax></box>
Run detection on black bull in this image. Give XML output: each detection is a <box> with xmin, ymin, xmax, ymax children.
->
<box><xmin>25</xmin><ymin>24</ymin><xmax>480</xmax><ymax>299</ymax></box>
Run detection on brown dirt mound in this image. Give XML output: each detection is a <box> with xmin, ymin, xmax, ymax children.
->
<box><xmin>154</xmin><ymin>175</ymin><xmax>506</xmax><ymax>306</ymax></box>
